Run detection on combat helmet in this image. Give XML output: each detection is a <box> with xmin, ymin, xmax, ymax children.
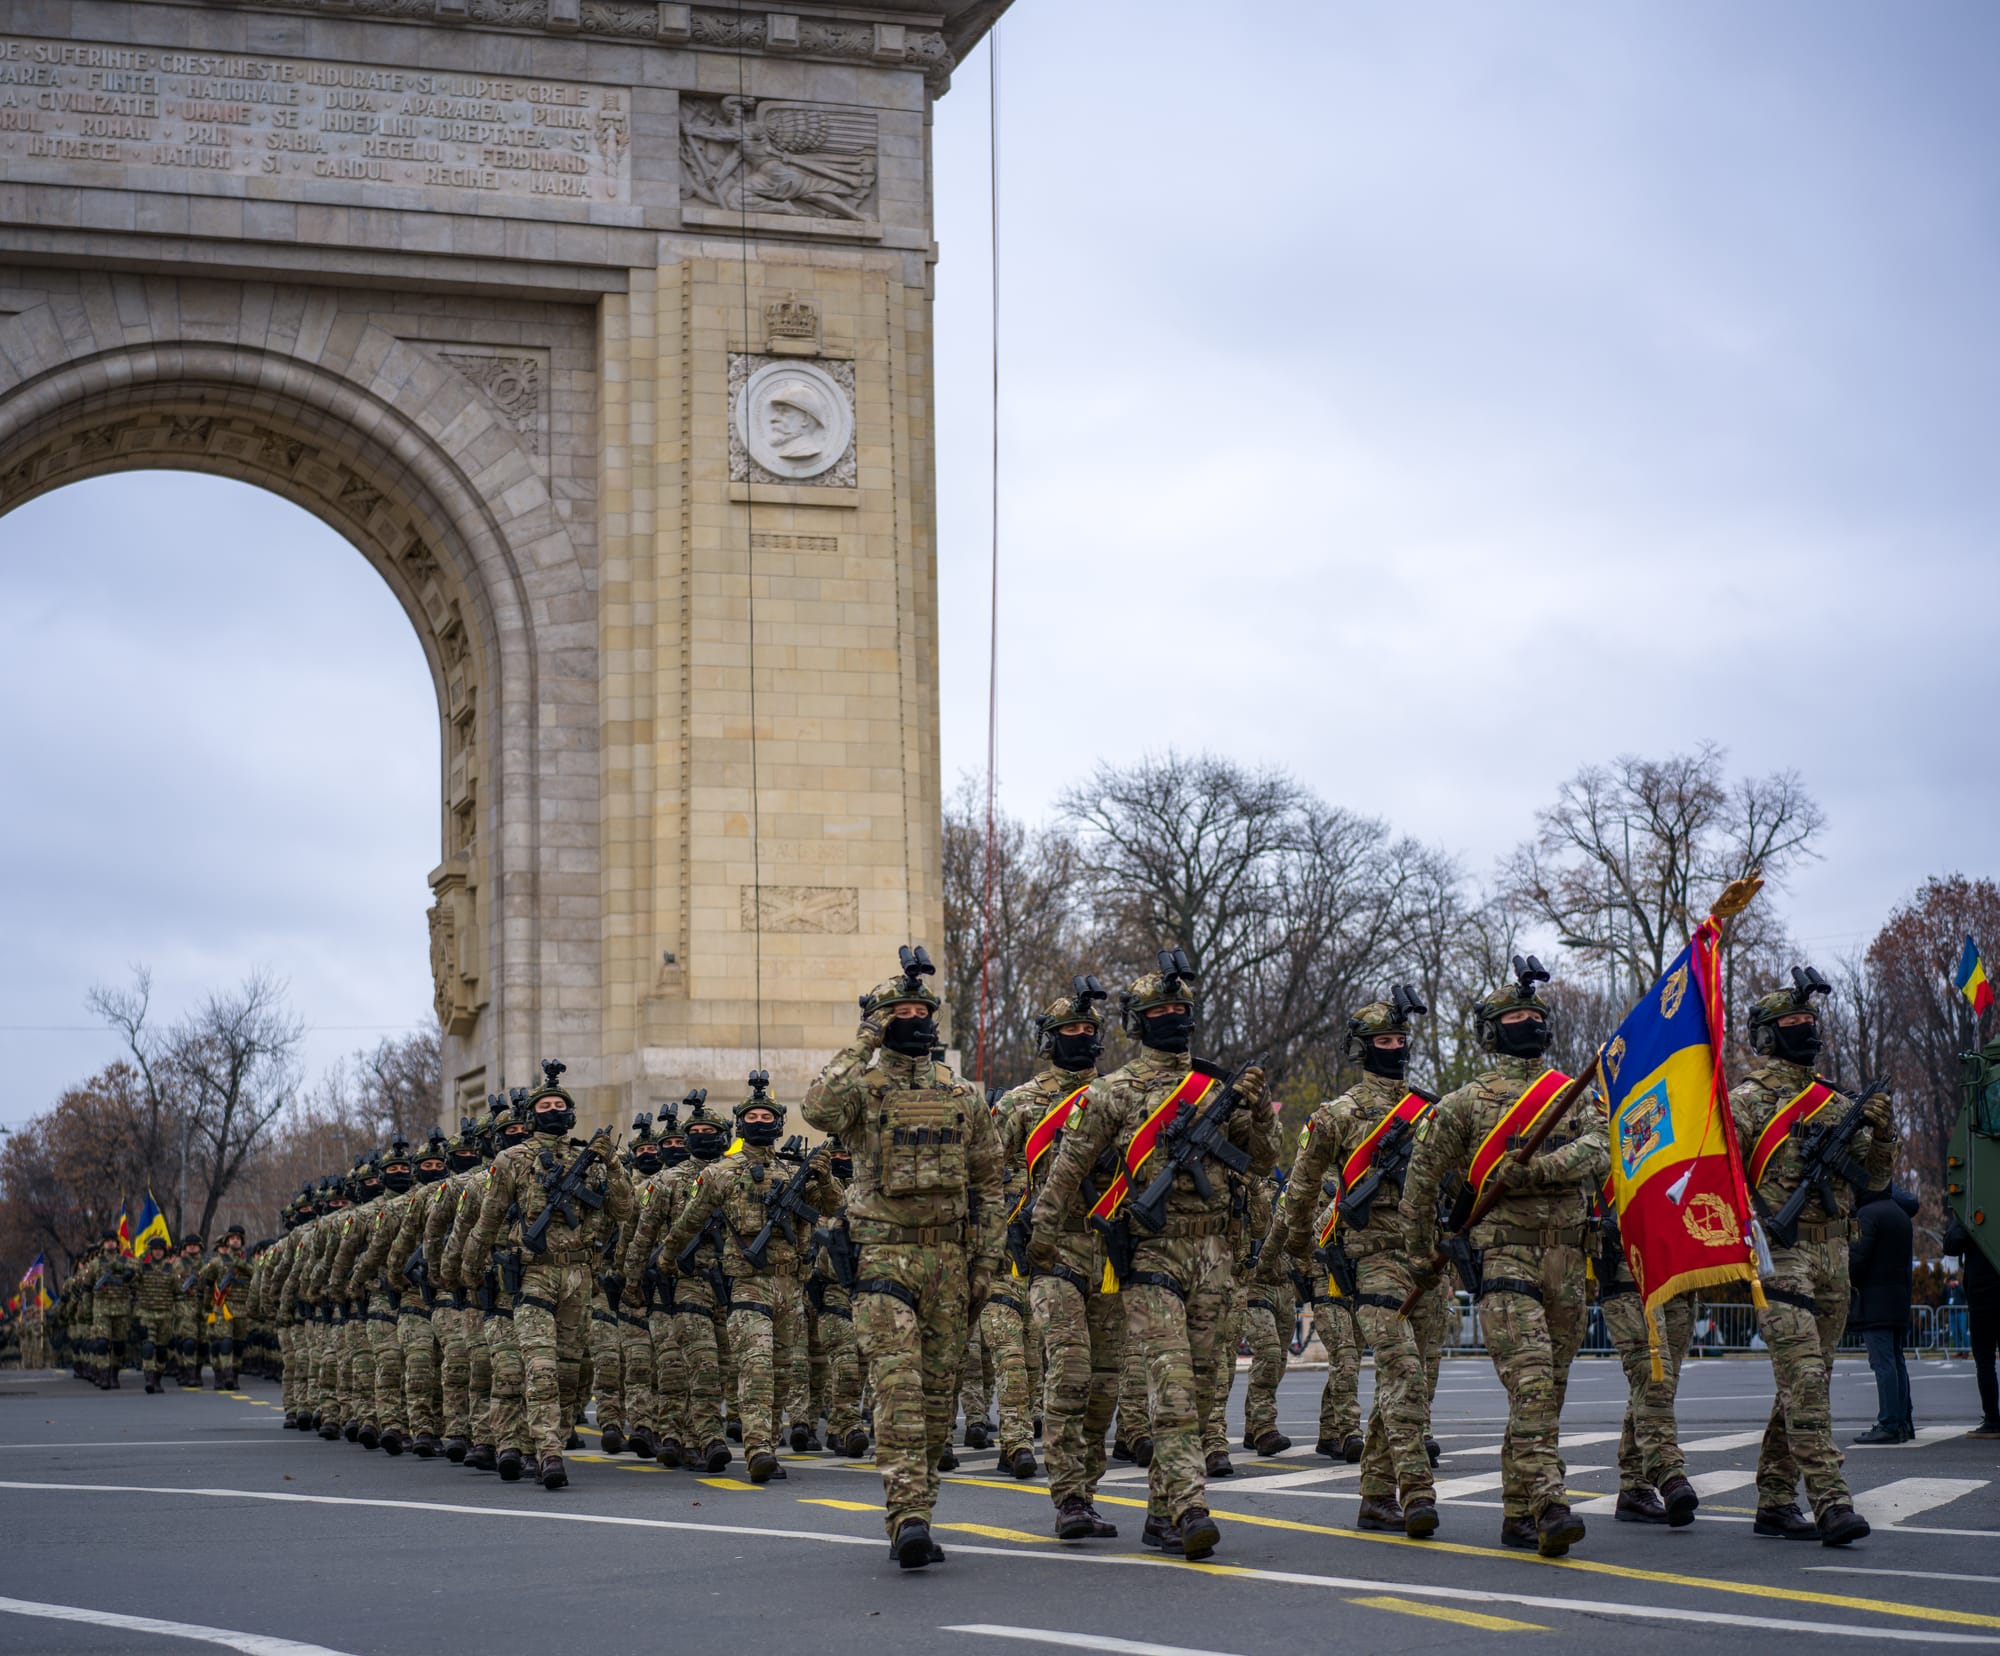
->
<box><xmin>861</xmin><ymin>945</ymin><xmax>943</xmax><ymax>1017</ymax></box>
<box><xmin>1346</xmin><ymin>983</ymin><xmax>1428</xmax><ymax>1077</ymax></box>
<box><xmin>733</xmin><ymin>1069</ymin><xmax>785</xmax><ymax>1144</ymax></box>
<box><xmin>681</xmin><ymin>1088</ymin><xmax>728</xmax><ymax>1162</ymax></box>
<box><xmin>1473</xmin><ymin>955</ymin><xmax>1554</xmax><ymax>1058</ymax></box>
<box><xmin>1120</xmin><ymin>949</ymin><xmax>1198</xmax><ymax>1046</ymax></box>
<box><xmin>1036</xmin><ymin>974</ymin><xmax>1110</xmax><ymax>1069</ymax></box>
<box><xmin>525</xmin><ymin>1060</ymin><xmax>577</xmax><ymax>1135</ymax></box>
<box><xmin>1748</xmin><ymin>965</ymin><xmax>1830</xmax><ymax>1063</ymax></box>
<box><xmin>380</xmin><ymin>1137</ymin><xmax>416</xmax><ymax>1193</ymax></box>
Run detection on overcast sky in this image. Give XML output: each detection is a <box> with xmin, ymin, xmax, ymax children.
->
<box><xmin>3</xmin><ymin>1</ymin><xmax>1996</xmax><ymax>1126</ymax></box>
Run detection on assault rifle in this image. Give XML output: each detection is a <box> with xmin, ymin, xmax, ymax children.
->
<box><xmin>741</xmin><ymin>1142</ymin><xmax>828</xmax><ymax>1269</ymax></box>
<box><xmin>521</xmin><ymin>1125</ymin><xmax>614</xmax><ymax>1255</ymax></box>
<box><xmin>1760</xmin><ymin>1078</ymin><xmax>1888</xmax><ymax>1250</ymax></box>
<box><xmin>403</xmin><ymin>1245</ymin><xmax>435</xmax><ymax>1308</ymax></box>
<box><xmin>1124</xmin><ymin>1057</ymin><xmax>1262</xmax><ymax>1238</ymax></box>
<box><xmin>1318</xmin><ymin>1239</ymin><xmax>1359</xmax><ymax>1300</ymax></box>
<box><xmin>1005</xmin><ymin>1189</ymin><xmax>1037</xmax><ymax>1277</ymax></box>
<box><xmin>676</xmin><ymin>1210</ymin><xmax>732</xmax><ymax>1302</ymax></box>
<box><xmin>812</xmin><ymin>1215</ymin><xmax>859</xmax><ymax>1293</ymax></box>
<box><xmin>595</xmin><ymin>1224</ymin><xmax>625</xmax><ymax>1305</ymax></box>
<box><xmin>1336</xmin><ymin>1091</ymin><xmax>1438</xmax><ymax>1232</ymax></box>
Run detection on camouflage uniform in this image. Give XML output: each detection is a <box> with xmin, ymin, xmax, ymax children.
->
<box><xmin>1002</xmin><ymin>1058</ymin><xmax>1126</xmax><ymax>1523</ymax></box>
<box><xmin>88</xmin><ymin>1246</ymin><xmax>137</xmax><ymax>1385</ymax></box>
<box><xmin>1028</xmin><ymin>970</ymin><xmax>1277</xmax><ymax>1557</ymax></box>
<box><xmin>199</xmin><ymin>1235</ymin><xmax>256</xmax><ymax>1390</ymax></box>
<box><xmin>805</xmin><ymin>1211</ymin><xmax>867</xmax><ymax>1449</ymax></box>
<box><xmin>659</xmin><ymin>1125</ymin><xmax>841</xmax><ymax>1475</ymax></box>
<box><xmin>803</xmin><ymin>975</ymin><xmax>1005</xmax><ymax>1557</ymax></box>
<box><xmin>1287</xmin><ymin>1065</ymin><xmax>1441</xmax><ymax>1511</ymax></box>
<box><xmin>132</xmin><ymin>1245</ymin><xmax>180</xmax><ymax>1389</ymax></box>
<box><xmin>466</xmin><ymin>1088</ymin><xmax>635</xmax><ymax>1479</ymax></box>
<box><xmin>383</xmin><ymin>1154</ymin><xmax>451</xmax><ymax>1451</ymax></box>
<box><xmin>420</xmin><ymin>1147</ymin><xmax>483</xmax><ymax>1454</ymax></box>
<box><xmin>346</xmin><ymin>1153</ymin><xmax>426</xmax><ymax>1448</ymax></box>
<box><xmin>1402</xmin><ymin>1046</ymin><xmax>1608</xmax><ymax>1544</ymax></box>
<box><xmin>1241</xmin><ymin>1188</ymin><xmax>1296</xmax><ymax>1449</ymax></box>
<box><xmin>1733</xmin><ymin>1047</ymin><xmax>1891</xmax><ymax>1529</ymax></box>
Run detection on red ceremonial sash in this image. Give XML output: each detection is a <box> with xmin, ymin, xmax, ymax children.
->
<box><xmin>1747</xmin><ymin>1081</ymin><xmax>1837</xmax><ymax>1189</ymax></box>
<box><xmin>1316</xmin><ymin>1091</ymin><xmax>1431</xmax><ymax>1247</ymax></box>
<box><xmin>1466</xmin><ymin>1069</ymin><xmax>1572</xmax><ymax>1201</ymax></box>
<box><xmin>1088</xmin><ymin>1066</ymin><xmax>1217</xmax><ymax>1221</ymax></box>
<box><xmin>1009</xmin><ymin>1083</ymin><xmax>1090</xmax><ymax>1222</ymax></box>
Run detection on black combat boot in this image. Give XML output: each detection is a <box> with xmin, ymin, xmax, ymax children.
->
<box><xmin>380</xmin><ymin>1429</ymin><xmax>406</xmax><ymax>1456</ymax></box>
<box><xmin>1753</xmin><ymin>1503</ymin><xmax>1819</xmax><ymax>1540</ymax></box>
<box><xmin>1112</xmin><ymin>1438</ymin><xmax>1136</xmax><ymax>1463</ymax></box>
<box><xmin>963</xmin><ymin>1419</ymin><xmax>991</xmax><ymax>1451</ymax></box>
<box><xmin>892</xmin><ymin>1518</ymin><xmax>936</xmax><ymax>1570</ymax></box>
<box><xmin>1132</xmin><ymin>1435</ymin><xmax>1154</xmax><ymax>1468</ymax></box>
<box><xmin>1007</xmin><ymin>1446</ymin><xmax>1037</xmax><ymax>1479</ymax></box>
<box><xmin>840</xmin><ymin>1428</ymin><xmax>870</xmax><ymax>1458</ymax></box>
<box><xmin>466</xmin><ymin>1443</ymin><xmax>498</xmax><ymax>1472</ymax></box>
<box><xmin>1055</xmin><ymin>1498</ymin><xmax>1095</xmax><ymax>1541</ymax></box>
<box><xmin>1253</xmin><ymin>1429</ymin><xmax>1292</xmax><ymax>1457</ymax></box>
<box><xmin>1404</xmin><ymin>1496</ymin><xmax>1439</xmax><ymax>1539</ymax></box>
<box><xmin>539</xmin><ymin>1454</ymin><xmax>568</xmax><ymax>1491</ymax></box>
<box><xmin>495</xmin><ymin>1448</ymin><xmax>525</xmax><ymax>1482</ymax></box>
<box><xmin>599</xmin><ymin>1424</ymin><xmax>626</xmax><ymax>1456</ymax></box>
<box><xmin>937</xmin><ymin>1446</ymin><xmax>960</xmax><ymax>1472</ymax></box>
<box><xmin>1084</xmin><ymin>1506</ymin><xmax>1118</xmax><ymax>1538</ymax></box>
<box><xmin>747</xmin><ymin>1451</ymin><xmax>779</xmax><ymax>1484</ymax></box>
<box><xmin>654</xmin><ymin>1436</ymin><xmax>684</xmax><ymax>1468</ymax></box>
<box><xmin>412</xmin><ymin>1433</ymin><xmax>440</xmax><ymax>1459</ymax></box>
<box><xmin>318</xmin><ymin>1419</ymin><xmax>342</xmax><ymax>1441</ymax></box>
<box><xmin>726</xmin><ymin>1420</ymin><xmax>743</xmax><ymax>1442</ymax></box>
<box><xmin>789</xmin><ymin>1422</ymin><xmax>812</xmax><ymax>1452</ymax></box>
<box><xmin>564</xmin><ymin>1429</ymin><xmax>584</xmax><ymax>1450</ymax></box>
<box><xmin>358</xmin><ymin>1424</ymin><xmax>380</xmax><ymax>1450</ymax></box>
<box><xmin>342</xmin><ymin>1420</ymin><xmax>361</xmax><ymax>1443</ymax></box>
<box><xmin>1424</xmin><ymin>1436</ymin><xmax>1441</xmax><ymax>1466</ymax></box>
<box><xmin>1536</xmin><ymin>1502</ymin><xmax>1585</xmax><ymax>1557</ymax></box>
<box><xmin>1499</xmin><ymin>1514</ymin><xmax>1537</xmax><ymax>1549</ymax></box>
<box><xmin>629</xmin><ymin>1427</ymin><xmax>658</xmax><ymax>1459</ymax></box>
<box><xmin>1659</xmin><ymin>1474</ymin><xmax>1699</xmax><ymax>1527</ymax></box>
<box><xmin>1204</xmin><ymin>1449</ymin><xmax>1234</xmax><ymax>1477</ymax></box>
<box><xmin>1140</xmin><ymin>1514</ymin><xmax>1181</xmax><ymax>1553</ymax></box>
<box><xmin>1315</xmin><ymin>1436</ymin><xmax>1340</xmax><ymax>1458</ymax></box>
<box><xmin>704</xmin><ymin>1440</ymin><xmax>731</xmax><ymax>1474</ymax></box>
<box><xmin>1818</xmin><ymin>1506</ymin><xmax>1870</xmax><ymax>1547</ymax></box>
<box><xmin>1615</xmin><ymin>1487</ymin><xmax>1667</xmax><ymax>1524</ymax></box>
<box><xmin>443</xmin><ymin>1437</ymin><xmax>469</xmax><ymax>1463</ymax></box>
<box><xmin>1176</xmin><ymin>1508</ymin><xmax>1220</xmax><ymax>1561</ymax></box>
<box><xmin>1341</xmin><ymin>1433</ymin><xmax>1364</xmax><ymax>1464</ymax></box>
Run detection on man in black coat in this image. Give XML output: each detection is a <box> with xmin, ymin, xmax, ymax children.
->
<box><xmin>1942</xmin><ymin>1213</ymin><xmax>2000</xmax><ymax>1437</ymax></box>
<box><xmin>1849</xmin><ymin>1187</ymin><xmax>1919</xmax><ymax>1444</ymax></box>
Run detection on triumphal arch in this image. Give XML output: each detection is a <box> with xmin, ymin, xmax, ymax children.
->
<box><xmin>0</xmin><ymin>0</ymin><xmax>1005</xmax><ymax>1121</ymax></box>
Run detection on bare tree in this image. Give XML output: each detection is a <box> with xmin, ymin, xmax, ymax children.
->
<box><xmin>166</xmin><ymin>970</ymin><xmax>306</xmax><ymax>1242</ymax></box>
<box><xmin>85</xmin><ymin>967</ymin><xmax>189</xmax><ymax>1220</ymax></box>
<box><xmin>1503</xmin><ymin>745</ymin><xmax>1825</xmax><ymax>1003</ymax></box>
<box><xmin>359</xmin><ymin>1025</ymin><xmax>444</xmax><ymax>1145</ymax></box>
<box><xmin>0</xmin><ymin>1064</ymin><xmax>152</xmax><ymax>1266</ymax></box>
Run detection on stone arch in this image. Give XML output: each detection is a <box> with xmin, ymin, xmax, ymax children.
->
<box><xmin>0</xmin><ymin>275</ymin><xmax>600</xmax><ymax>1100</ymax></box>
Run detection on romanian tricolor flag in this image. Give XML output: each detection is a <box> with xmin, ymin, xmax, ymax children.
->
<box><xmin>130</xmin><ymin>1190</ymin><xmax>172</xmax><ymax>1255</ymax></box>
<box><xmin>1602</xmin><ymin>916</ymin><xmax>1764</xmax><ymax>1374</ymax></box>
<box><xmin>1956</xmin><ymin>935</ymin><xmax>1995</xmax><ymax>1017</ymax></box>
<box><xmin>115</xmin><ymin>1202</ymin><xmax>133</xmax><ymax>1256</ymax></box>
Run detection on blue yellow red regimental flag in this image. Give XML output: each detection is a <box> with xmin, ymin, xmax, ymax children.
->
<box><xmin>20</xmin><ymin>1252</ymin><xmax>52</xmax><ymax>1310</ymax></box>
<box><xmin>130</xmin><ymin>1189</ymin><xmax>172</xmax><ymax>1255</ymax></box>
<box><xmin>1602</xmin><ymin>917</ymin><xmax>1764</xmax><ymax>1370</ymax></box>
<box><xmin>1956</xmin><ymin>935</ymin><xmax>1995</xmax><ymax>1017</ymax></box>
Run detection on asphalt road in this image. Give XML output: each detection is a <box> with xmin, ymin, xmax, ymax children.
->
<box><xmin>1</xmin><ymin>1351</ymin><xmax>1996</xmax><ymax>1656</ymax></box>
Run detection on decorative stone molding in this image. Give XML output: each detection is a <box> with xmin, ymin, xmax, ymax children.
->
<box><xmin>681</xmin><ymin>95</ymin><xmax>879</xmax><ymax>225</ymax></box>
<box><xmin>740</xmin><ymin>884</ymin><xmax>860</xmax><ymax>934</ymax></box>
<box><xmin>429</xmin><ymin>864</ymin><xmax>486</xmax><ymax>1035</ymax></box>
<box><xmin>764</xmin><ymin>293</ymin><xmax>820</xmax><ymax>354</ymax></box>
<box><xmin>729</xmin><ymin>355</ymin><xmax>856</xmax><ymax>485</ymax></box>
<box><xmin>436</xmin><ymin>348</ymin><xmax>547</xmax><ymax>458</ymax></box>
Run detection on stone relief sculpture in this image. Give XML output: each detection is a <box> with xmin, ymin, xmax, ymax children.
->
<box><xmin>731</xmin><ymin>359</ymin><xmax>856</xmax><ymax>483</ymax></box>
<box><xmin>681</xmin><ymin>95</ymin><xmax>878</xmax><ymax>220</ymax></box>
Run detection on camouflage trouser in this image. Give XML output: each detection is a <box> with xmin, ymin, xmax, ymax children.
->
<box><xmin>398</xmin><ymin>1306</ymin><xmax>440</xmax><ymax>1437</ymax></box>
<box><xmin>1604</xmin><ymin>1288</ymin><xmax>1693</xmax><ymax>1493</ymax></box>
<box><xmin>1126</xmin><ymin>1231</ymin><xmax>1232</xmax><ymax>1524</ymax></box>
<box><xmin>467</xmin><ymin>1308</ymin><xmax>496</xmax><ymax>1443</ymax></box>
<box><xmin>1353</xmin><ymin>1251</ymin><xmax>1436</xmax><ymax>1503</ymax></box>
<box><xmin>816</xmin><ymin>1302</ymin><xmax>864</xmax><ymax>1439</ymax></box>
<box><xmin>725</xmin><ymin>1273</ymin><xmax>796</xmax><ymax>1460</ymax></box>
<box><xmin>305</xmin><ymin>1317</ymin><xmax>332</xmax><ymax>1412</ymax></box>
<box><xmin>134</xmin><ymin>1318</ymin><xmax>166</xmax><ymax>1376</ymax></box>
<box><xmin>774</xmin><ymin>1276</ymin><xmax>810</xmax><ymax>1435</ymax></box>
<box><xmin>1419</xmin><ymin>1276</ymin><xmax>1450</xmax><ymax>1399</ymax></box>
<box><xmin>209</xmin><ymin>1306</ymin><xmax>241</xmax><ymax>1377</ymax></box>
<box><xmin>279</xmin><ymin>1323</ymin><xmax>302</xmax><ymax>1408</ymax></box>
<box><xmin>484</xmin><ymin>1306</ymin><xmax>529</xmax><ymax>1454</ymax></box>
<box><xmin>436</xmin><ymin>1301</ymin><xmax>474</xmax><ymax>1441</ymax></box>
<box><xmin>587</xmin><ymin>1307</ymin><xmax>626</xmax><ymax>1432</ymax></box>
<box><xmin>617</xmin><ymin>1310</ymin><xmax>654</xmax><ymax>1438</ymax></box>
<box><xmin>1312</xmin><ymin>1296</ymin><xmax>1362</xmax><ymax>1443</ymax></box>
<box><xmin>668</xmin><ymin>1289</ymin><xmax>726</xmax><ymax>1451</ymax></box>
<box><xmin>979</xmin><ymin>1285</ymin><xmax>1035</xmax><ymax>1454</ymax></box>
<box><xmin>957</xmin><ymin>1321</ymin><xmax>994</xmax><ymax>1431</ymax></box>
<box><xmin>342</xmin><ymin>1310</ymin><xmax>374</xmax><ymax>1422</ymax></box>
<box><xmin>174</xmin><ymin>1303</ymin><xmax>201</xmax><ymax>1379</ymax></box>
<box><xmin>1756</xmin><ymin>1239</ymin><xmax>1852</xmax><ymax>1518</ymax></box>
<box><xmin>1243</xmin><ymin>1280</ymin><xmax>1295</xmax><ymax>1440</ymax></box>
<box><xmin>1116</xmin><ymin>1317</ymin><xmax>1149</xmax><ymax>1448</ymax></box>
<box><xmin>90</xmin><ymin>1308</ymin><xmax>130</xmax><ymax>1372</ymax></box>
<box><xmin>1479</xmin><ymin>1242</ymin><xmax>1587</xmax><ymax>1521</ymax></box>
<box><xmin>850</xmin><ymin>1240</ymin><xmax>971</xmax><ymax>1537</ymax></box>
<box><xmin>1032</xmin><ymin>1258</ymin><xmax>1123</xmax><ymax>1509</ymax></box>
<box><xmin>1200</xmin><ymin>1280</ymin><xmax>1247</xmax><ymax>1458</ymax></box>
<box><xmin>514</xmin><ymin>1263</ymin><xmax>590</xmax><ymax>1462</ymax></box>
<box><xmin>642</xmin><ymin>1304</ymin><xmax>682</xmax><ymax>1444</ymax></box>
<box><xmin>366</xmin><ymin>1297</ymin><xmax>404</xmax><ymax>1432</ymax></box>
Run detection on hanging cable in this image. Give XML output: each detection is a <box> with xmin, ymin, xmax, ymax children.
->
<box><xmin>978</xmin><ymin>27</ymin><xmax>1002</xmax><ymax>1089</ymax></box>
<box><xmin>734</xmin><ymin>2</ymin><xmax>765</xmax><ymax>1067</ymax></box>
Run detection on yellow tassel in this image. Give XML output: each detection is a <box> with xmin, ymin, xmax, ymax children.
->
<box><xmin>1100</xmin><ymin>1259</ymin><xmax>1120</xmax><ymax>1295</ymax></box>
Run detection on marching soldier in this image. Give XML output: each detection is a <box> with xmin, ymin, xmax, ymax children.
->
<box><xmin>132</xmin><ymin>1233</ymin><xmax>180</xmax><ymax>1393</ymax></box>
<box><xmin>1000</xmin><ymin>980</ymin><xmax>1128</xmax><ymax>1538</ymax></box>
<box><xmin>1733</xmin><ymin>968</ymin><xmax>1891</xmax><ymax>1548</ymax></box>
<box><xmin>346</xmin><ymin>1142</ymin><xmax>420</xmax><ymax>1449</ymax></box>
<box><xmin>380</xmin><ymin>1130</ymin><xmax>453</xmax><ymax>1456</ymax></box>
<box><xmin>1595</xmin><ymin>1188</ymin><xmax>1700</xmax><ymax>1525</ymax></box>
<box><xmin>1240</xmin><ymin>1180</ymin><xmax>1296</xmax><ymax>1458</ymax></box>
<box><xmin>1400</xmin><ymin>959</ymin><xmax>1608</xmax><ymax>1557</ymax></box>
<box><xmin>660</xmin><ymin>1074</ymin><xmax>840</xmax><ymax>1484</ymax></box>
<box><xmin>87</xmin><ymin>1233</ymin><xmax>137</xmax><ymax>1388</ymax></box>
<box><xmin>602</xmin><ymin>1118</ymin><xmax>666</xmax><ymax>1459</ymax></box>
<box><xmin>1286</xmin><ymin>990</ymin><xmax>1441</xmax><ymax>1534</ymax></box>
<box><xmin>199</xmin><ymin>1226</ymin><xmax>254</xmax><ymax>1391</ymax></box>
<box><xmin>805</xmin><ymin>1142</ymin><xmax>870</xmax><ymax>1457</ymax></box>
<box><xmin>1026</xmin><ymin>951</ymin><xmax>1277</xmax><ymax>1563</ymax></box>
<box><xmin>803</xmin><ymin>945</ymin><xmax>1006</xmax><ymax>1569</ymax></box>
<box><xmin>443</xmin><ymin>1102</ymin><xmax>535</xmax><ymax>1473</ymax></box>
<box><xmin>465</xmin><ymin>1062</ymin><xmax>635</xmax><ymax>1490</ymax></box>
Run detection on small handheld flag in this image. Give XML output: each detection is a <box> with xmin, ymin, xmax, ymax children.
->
<box><xmin>1955</xmin><ymin>935</ymin><xmax>1994</xmax><ymax>1017</ymax></box>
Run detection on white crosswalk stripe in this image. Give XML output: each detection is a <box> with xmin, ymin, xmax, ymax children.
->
<box><xmin>1676</xmin><ymin>1430</ymin><xmax>1767</xmax><ymax>1454</ymax></box>
<box><xmin>1234</xmin><ymin>1466</ymin><xmax>1360</xmax><ymax>1491</ymax></box>
<box><xmin>1853</xmin><ymin>1477</ymin><xmax>1988</xmax><ymax>1527</ymax></box>
<box><xmin>1688</xmin><ymin>1470</ymin><xmax>1758</xmax><ymax>1497</ymax></box>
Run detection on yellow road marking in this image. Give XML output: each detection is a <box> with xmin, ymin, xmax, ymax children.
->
<box><xmin>938</xmin><ymin>1523</ymin><xmax>1054</xmax><ymax>1545</ymax></box>
<box><xmin>800</xmin><ymin>1499</ymin><xmax>880</xmax><ymax>1513</ymax></box>
<box><xmin>617</xmin><ymin>1463</ymin><xmax>663</xmax><ymax>1473</ymax></box>
<box><xmin>1349</xmin><ymin>1594</ymin><xmax>1546</xmax><ymax>1632</ymax></box>
<box><xmin>700</xmin><ymin>1477</ymin><xmax>759</xmax><ymax>1491</ymax></box>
